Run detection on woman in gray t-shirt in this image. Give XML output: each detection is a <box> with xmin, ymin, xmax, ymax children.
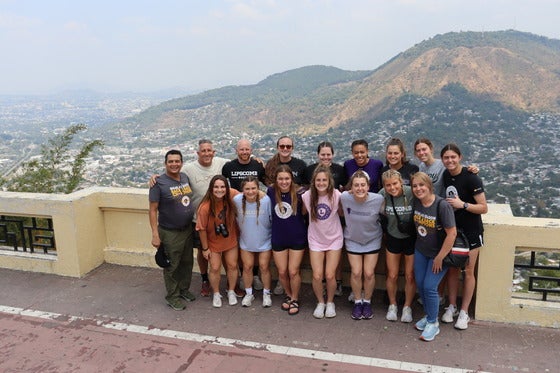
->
<box><xmin>340</xmin><ymin>170</ymin><xmax>384</xmax><ymax>321</ymax></box>
<box><xmin>410</xmin><ymin>172</ymin><xmax>456</xmax><ymax>342</ymax></box>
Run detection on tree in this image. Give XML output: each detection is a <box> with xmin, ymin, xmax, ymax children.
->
<box><xmin>3</xmin><ymin>124</ymin><xmax>104</xmax><ymax>194</ymax></box>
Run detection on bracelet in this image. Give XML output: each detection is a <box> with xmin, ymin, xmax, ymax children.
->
<box><xmin>202</xmin><ymin>248</ymin><xmax>209</xmax><ymax>252</ymax></box>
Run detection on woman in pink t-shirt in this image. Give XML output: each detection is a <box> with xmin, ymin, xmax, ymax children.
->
<box><xmin>302</xmin><ymin>165</ymin><xmax>343</xmax><ymax>319</ymax></box>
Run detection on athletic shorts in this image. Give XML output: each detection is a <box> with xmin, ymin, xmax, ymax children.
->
<box><xmin>386</xmin><ymin>235</ymin><xmax>415</xmax><ymax>256</ymax></box>
<box><xmin>464</xmin><ymin>231</ymin><xmax>483</xmax><ymax>250</ymax></box>
<box><xmin>347</xmin><ymin>247</ymin><xmax>381</xmax><ymax>256</ymax></box>
<box><xmin>272</xmin><ymin>243</ymin><xmax>307</xmax><ymax>252</ymax></box>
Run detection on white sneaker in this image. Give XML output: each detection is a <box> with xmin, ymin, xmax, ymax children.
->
<box><xmin>253</xmin><ymin>276</ymin><xmax>263</xmax><ymax>291</ymax></box>
<box><xmin>401</xmin><ymin>306</ymin><xmax>413</xmax><ymax>323</ymax></box>
<box><xmin>313</xmin><ymin>302</ymin><xmax>326</xmax><ymax>319</ymax></box>
<box><xmin>212</xmin><ymin>293</ymin><xmax>222</xmax><ymax>308</ymax></box>
<box><xmin>441</xmin><ymin>304</ymin><xmax>457</xmax><ymax>323</ymax></box>
<box><xmin>325</xmin><ymin>302</ymin><xmax>336</xmax><ymax>318</ymax></box>
<box><xmin>227</xmin><ymin>290</ymin><xmax>238</xmax><ymax>306</ymax></box>
<box><xmin>454</xmin><ymin>310</ymin><xmax>470</xmax><ymax>330</ymax></box>
<box><xmin>262</xmin><ymin>292</ymin><xmax>272</xmax><ymax>308</ymax></box>
<box><xmin>273</xmin><ymin>281</ymin><xmax>284</xmax><ymax>295</ymax></box>
<box><xmin>241</xmin><ymin>293</ymin><xmax>254</xmax><ymax>307</ymax></box>
<box><xmin>386</xmin><ymin>304</ymin><xmax>398</xmax><ymax>321</ymax></box>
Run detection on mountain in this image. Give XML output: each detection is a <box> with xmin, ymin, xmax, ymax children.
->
<box><xmin>87</xmin><ymin>30</ymin><xmax>560</xmax><ymax>218</ymax></box>
<box><xmin>334</xmin><ymin>30</ymin><xmax>560</xmax><ymax>126</ymax></box>
<box><xmin>119</xmin><ymin>30</ymin><xmax>560</xmax><ymax>136</ymax></box>
<box><xmin>120</xmin><ymin>65</ymin><xmax>372</xmax><ymax>135</ymax></box>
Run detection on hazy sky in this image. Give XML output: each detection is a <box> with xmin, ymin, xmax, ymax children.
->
<box><xmin>2</xmin><ymin>0</ymin><xmax>559</xmax><ymax>95</ymax></box>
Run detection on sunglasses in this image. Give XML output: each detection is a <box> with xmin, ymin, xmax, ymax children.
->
<box><xmin>278</xmin><ymin>144</ymin><xmax>293</xmax><ymax>150</ymax></box>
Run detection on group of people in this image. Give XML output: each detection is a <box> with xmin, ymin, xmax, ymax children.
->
<box><xmin>149</xmin><ymin>135</ymin><xmax>487</xmax><ymax>342</ymax></box>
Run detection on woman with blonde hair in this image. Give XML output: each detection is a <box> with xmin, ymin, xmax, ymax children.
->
<box><xmin>379</xmin><ymin>169</ymin><xmax>416</xmax><ymax>323</ymax></box>
<box><xmin>340</xmin><ymin>171</ymin><xmax>384</xmax><ymax>320</ymax></box>
<box><xmin>410</xmin><ymin>172</ymin><xmax>456</xmax><ymax>341</ymax></box>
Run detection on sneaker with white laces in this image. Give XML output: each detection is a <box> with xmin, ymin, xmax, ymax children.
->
<box><xmin>401</xmin><ymin>306</ymin><xmax>413</xmax><ymax>323</ymax></box>
<box><xmin>262</xmin><ymin>292</ymin><xmax>272</xmax><ymax>308</ymax></box>
<box><xmin>227</xmin><ymin>290</ymin><xmax>238</xmax><ymax>306</ymax></box>
<box><xmin>212</xmin><ymin>293</ymin><xmax>222</xmax><ymax>308</ymax></box>
<box><xmin>273</xmin><ymin>281</ymin><xmax>284</xmax><ymax>295</ymax></box>
<box><xmin>241</xmin><ymin>294</ymin><xmax>254</xmax><ymax>307</ymax></box>
<box><xmin>454</xmin><ymin>310</ymin><xmax>470</xmax><ymax>330</ymax></box>
<box><xmin>441</xmin><ymin>304</ymin><xmax>458</xmax><ymax>323</ymax></box>
<box><xmin>325</xmin><ymin>302</ymin><xmax>336</xmax><ymax>318</ymax></box>
<box><xmin>415</xmin><ymin>316</ymin><xmax>428</xmax><ymax>331</ymax></box>
<box><xmin>313</xmin><ymin>302</ymin><xmax>326</xmax><ymax>319</ymax></box>
<box><xmin>253</xmin><ymin>276</ymin><xmax>263</xmax><ymax>291</ymax></box>
<box><xmin>420</xmin><ymin>321</ymin><xmax>440</xmax><ymax>341</ymax></box>
<box><xmin>386</xmin><ymin>304</ymin><xmax>398</xmax><ymax>321</ymax></box>
<box><xmin>361</xmin><ymin>302</ymin><xmax>373</xmax><ymax>319</ymax></box>
<box><xmin>351</xmin><ymin>302</ymin><xmax>363</xmax><ymax>320</ymax></box>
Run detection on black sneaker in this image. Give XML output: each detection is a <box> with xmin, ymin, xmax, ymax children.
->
<box><xmin>180</xmin><ymin>291</ymin><xmax>196</xmax><ymax>302</ymax></box>
<box><xmin>167</xmin><ymin>298</ymin><xmax>186</xmax><ymax>311</ymax></box>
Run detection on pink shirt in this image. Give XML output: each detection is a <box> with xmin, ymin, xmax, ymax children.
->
<box><xmin>302</xmin><ymin>189</ymin><xmax>343</xmax><ymax>251</ymax></box>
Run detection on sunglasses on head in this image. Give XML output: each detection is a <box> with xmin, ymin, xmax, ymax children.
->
<box><xmin>278</xmin><ymin>144</ymin><xmax>293</xmax><ymax>150</ymax></box>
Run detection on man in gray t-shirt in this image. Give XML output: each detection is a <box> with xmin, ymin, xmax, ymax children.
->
<box><xmin>149</xmin><ymin>150</ymin><xmax>196</xmax><ymax>311</ymax></box>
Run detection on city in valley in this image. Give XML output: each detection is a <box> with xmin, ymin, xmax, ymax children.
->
<box><xmin>1</xmin><ymin>91</ymin><xmax>559</xmax><ymax>219</ymax></box>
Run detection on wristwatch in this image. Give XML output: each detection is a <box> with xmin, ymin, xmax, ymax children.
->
<box><xmin>463</xmin><ymin>202</ymin><xmax>469</xmax><ymax>210</ymax></box>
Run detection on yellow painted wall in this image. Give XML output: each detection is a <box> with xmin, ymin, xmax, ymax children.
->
<box><xmin>1</xmin><ymin>190</ymin><xmax>559</xmax><ymax>327</ymax></box>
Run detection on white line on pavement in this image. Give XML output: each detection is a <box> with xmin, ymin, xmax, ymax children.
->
<box><xmin>0</xmin><ymin>305</ymin><xmax>486</xmax><ymax>373</ymax></box>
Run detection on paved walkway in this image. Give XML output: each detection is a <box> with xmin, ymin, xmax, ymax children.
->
<box><xmin>1</xmin><ymin>264</ymin><xmax>559</xmax><ymax>372</ymax></box>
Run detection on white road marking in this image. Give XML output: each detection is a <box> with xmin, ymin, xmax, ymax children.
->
<box><xmin>0</xmin><ymin>305</ymin><xmax>487</xmax><ymax>373</ymax></box>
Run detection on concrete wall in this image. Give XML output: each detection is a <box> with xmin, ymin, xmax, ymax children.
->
<box><xmin>1</xmin><ymin>188</ymin><xmax>559</xmax><ymax>327</ymax></box>
<box><xmin>477</xmin><ymin>204</ymin><xmax>560</xmax><ymax>328</ymax></box>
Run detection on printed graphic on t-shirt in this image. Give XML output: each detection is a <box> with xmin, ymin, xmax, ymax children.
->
<box><xmin>274</xmin><ymin>202</ymin><xmax>293</xmax><ymax>219</ymax></box>
<box><xmin>414</xmin><ymin>211</ymin><xmax>436</xmax><ymax>237</ymax></box>
<box><xmin>446</xmin><ymin>186</ymin><xmax>459</xmax><ymax>199</ymax></box>
<box><xmin>181</xmin><ymin>195</ymin><xmax>191</xmax><ymax>207</ymax></box>
<box><xmin>316</xmin><ymin>203</ymin><xmax>332</xmax><ymax>220</ymax></box>
<box><xmin>345</xmin><ymin>207</ymin><xmax>370</xmax><ymax>217</ymax></box>
<box><xmin>170</xmin><ymin>184</ymin><xmax>192</xmax><ymax>197</ymax></box>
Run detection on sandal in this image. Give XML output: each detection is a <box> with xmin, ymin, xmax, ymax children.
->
<box><xmin>288</xmin><ymin>300</ymin><xmax>300</xmax><ymax>315</ymax></box>
<box><xmin>281</xmin><ymin>296</ymin><xmax>292</xmax><ymax>311</ymax></box>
